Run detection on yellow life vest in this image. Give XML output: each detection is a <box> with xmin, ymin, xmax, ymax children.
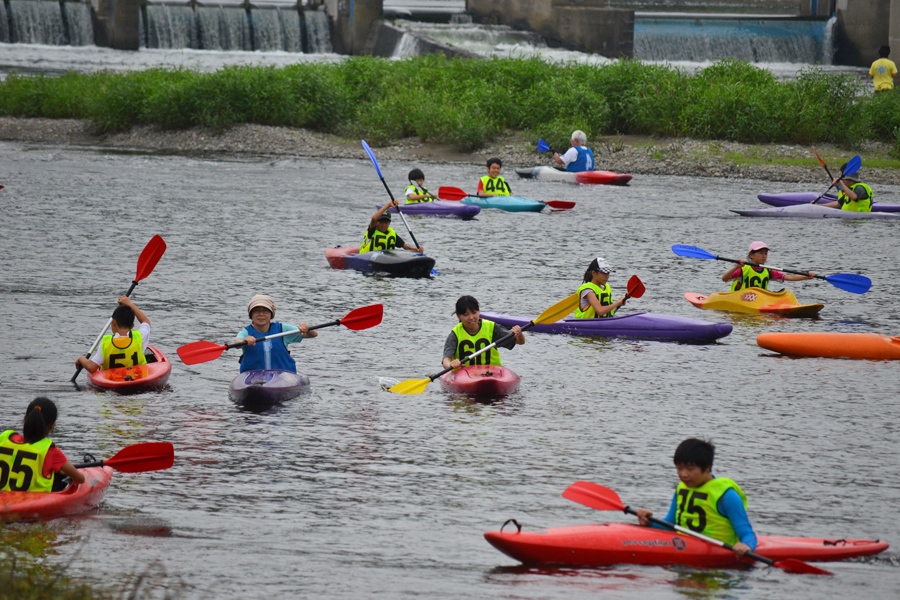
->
<box><xmin>0</xmin><ymin>430</ymin><xmax>55</xmax><ymax>493</ymax></box>
<box><xmin>479</xmin><ymin>175</ymin><xmax>510</xmax><ymax>196</ymax></box>
<box><xmin>101</xmin><ymin>330</ymin><xmax>147</xmax><ymax>370</ymax></box>
<box><xmin>675</xmin><ymin>477</ymin><xmax>748</xmax><ymax>546</ymax></box>
<box><xmin>405</xmin><ymin>184</ymin><xmax>434</xmax><ymax>204</ymax></box>
<box><xmin>361</xmin><ymin>226</ymin><xmax>398</xmax><ymax>253</ymax></box>
<box><xmin>839</xmin><ymin>183</ymin><xmax>873</xmax><ymax>212</ymax></box>
<box><xmin>452</xmin><ymin>319</ymin><xmax>501</xmax><ymax>366</ymax></box>
<box><xmin>730</xmin><ymin>265</ymin><xmax>771</xmax><ymax>292</ymax></box>
<box><xmin>574</xmin><ymin>282</ymin><xmax>616</xmax><ymax>318</ymax></box>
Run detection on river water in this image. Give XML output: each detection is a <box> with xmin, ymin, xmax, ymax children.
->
<box><xmin>1</xmin><ymin>141</ymin><xmax>898</xmax><ymax>598</ymax></box>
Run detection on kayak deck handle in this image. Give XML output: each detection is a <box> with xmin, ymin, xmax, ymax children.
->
<box><xmin>501</xmin><ymin>519</ymin><xmax>522</xmax><ymax>533</ymax></box>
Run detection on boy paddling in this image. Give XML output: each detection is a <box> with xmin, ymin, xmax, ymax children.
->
<box><xmin>74</xmin><ymin>296</ymin><xmax>151</xmax><ymax>373</ymax></box>
<box><xmin>361</xmin><ymin>202</ymin><xmax>424</xmax><ymax>253</ymax></box>
<box><xmin>635</xmin><ymin>439</ymin><xmax>757</xmax><ymax>557</ymax></box>
<box><xmin>820</xmin><ymin>165</ymin><xmax>873</xmax><ymax>213</ymax></box>
<box><xmin>476</xmin><ymin>158</ymin><xmax>512</xmax><ymax>197</ymax></box>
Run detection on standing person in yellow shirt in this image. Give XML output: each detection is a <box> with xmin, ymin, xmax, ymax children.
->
<box><xmin>870</xmin><ymin>46</ymin><xmax>897</xmax><ymax>92</ymax></box>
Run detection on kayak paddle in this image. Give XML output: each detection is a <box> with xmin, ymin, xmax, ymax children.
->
<box><xmin>388</xmin><ymin>292</ymin><xmax>579</xmax><ymax>395</ymax></box>
<box><xmin>812</xmin><ymin>147</ymin><xmax>834</xmax><ymax>181</ymax></box>
<box><xmin>622</xmin><ymin>275</ymin><xmax>645</xmax><ymax>306</ymax></box>
<box><xmin>71</xmin><ymin>235</ymin><xmax>167</xmax><ymax>382</ymax></box>
<box><xmin>537</xmin><ymin>139</ymin><xmax>557</xmax><ymax>154</ymax></box>
<box><xmin>437</xmin><ymin>186</ymin><xmax>575</xmax><ymax>210</ymax></box>
<box><xmin>562</xmin><ymin>481</ymin><xmax>832</xmax><ymax>576</ymax></box>
<box><xmin>361</xmin><ymin>140</ymin><xmax>437</xmax><ymax>275</ymax></box>
<box><xmin>671</xmin><ymin>244</ymin><xmax>872</xmax><ymax>294</ymax></box>
<box><xmin>74</xmin><ymin>442</ymin><xmax>174</xmax><ymax>473</ymax></box>
<box><xmin>811</xmin><ymin>154</ymin><xmax>860</xmax><ymax>204</ymax></box>
<box><xmin>177</xmin><ymin>304</ymin><xmax>383</xmax><ymax>365</ymax></box>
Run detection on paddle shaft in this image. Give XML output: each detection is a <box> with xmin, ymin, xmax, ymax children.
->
<box><xmin>716</xmin><ymin>256</ymin><xmax>824</xmax><ymax>282</ymax></box>
<box><xmin>225</xmin><ymin>318</ymin><xmax>342</xmax><ymax>350</ymax></box>
<box><xmin>812</xmin><ymin>159</ymin><xmax>857</xmax><ymax>204</ymax></box>
<box><xmin>377</xmin><ymin>177</ymin><xmax>421</xmax><ymax>249</ymax></box>
<box><xmin>429</xmin><ymin>322</ymin><xmax>532</xmax><ymax>382</ymax></box>
<box><xmin>813</xmin><ymin>148</ymin><xmax>834</xmax><ymax>181</ymax></box>
<box><xmin>71</xmin><ymin>280</ymin><xmax>140</xmax><ymax>382</ymax></box>
<box><xmin>622</xmin><ymin>506</ymin><xmax>777</xmax><ymax>567</ymax></box>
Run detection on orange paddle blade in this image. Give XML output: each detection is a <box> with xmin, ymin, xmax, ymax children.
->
<box><xmin>626</xmin><ymin>275</ymin><xmax>646</xmax><ymax>299</ymax></box>
<box><xmin>772</xmin><ymin>559</ymin><xmax>832</xmax><ymax>576</ymax></box>
<box><xmin>177</xmin><ymin>340</ymin><xmax>228</xmax><ymax>365</ymax></box>
<box><xmin>340</xmin><ymin>304</ymin><xmax>383</xmax><ymax>330</ymax></box>
<box><xmin>437</xmin><ymin>186</ymin><xmax>469</xmax><ymax>201</ymax></box>
<box><xmin>104</xmin><ymin>442</ymin><xmax>174</xmax><ymax>473</ymax></box>
<box><xmin>135</xmin><ymin>235</ymin><xmax>167</xmax><ymax>282</ymax></box>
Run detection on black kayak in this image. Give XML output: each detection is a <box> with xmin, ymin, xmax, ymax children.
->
<box><xmin>228</xmin><ymin>370</ymin><xmax>310</xmax><ymax>405</ymax></box>
<box><xmin>326</xmin><ymin>246</ymin><xmax>435</xmax><ymax>278</ymax></box>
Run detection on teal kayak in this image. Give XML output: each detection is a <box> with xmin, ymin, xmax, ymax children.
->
<box><xmin>460</xmin><ymin>195</ymin><xmax>545</xmax><ymax>212</ymax></box>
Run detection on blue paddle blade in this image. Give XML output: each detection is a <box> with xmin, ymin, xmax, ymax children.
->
<box><xmin>361</xmin><ymin>140</ymin><xmax>383</xmax><ymax>178</ymax></box>
<box><xmin>537</xmin><ymin>139</ymin><xmax>550</xmax><ymax>153</ymax></box>
<box><xmin>825</xmin><ymin>273</ymin><xmax>871</xmax><ymax>294</ymax></box>
<box><xmin>842</xmin><ymin>155</ymin><xmax>861</xmax><ymax>177</ymax></box>
<box><xmin>671</xmin><ymin>244</ymin><xmax>717</xmax><ymax>260</ymax></box>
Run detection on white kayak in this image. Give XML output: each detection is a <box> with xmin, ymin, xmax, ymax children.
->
<box><xmin>515</xmin><ymin>166</ymin><xmax>632</xmax><ymax>185</ymax></box>
<box><xmin>731</xmin><ymin>204</ymin><xmax>900</xmax><ymax>220</ymax></box>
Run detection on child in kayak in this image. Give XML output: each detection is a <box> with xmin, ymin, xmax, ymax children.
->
<box><xmin>819</xmin><ymin>167</ymin><xmax>873</xmax><ymax>212</ymax></box>
<box><xmin>476</xmin><ymin>158</ymin><xmax>512</xmax><ymax>197</ymax></box>
<box><xmin>721</xmin><ymin>242</ymin><xmax>814</xmax><ymax>291</ymax></box>
<box><xmin>553</xmin><ymin>130</ymin><xmax>594</xmax><ymax>173</ymax></box>
<box><xmin>635</xmin><ymin>438</ymin><xmax>757</xmax><ymax>557</ymax></box>
<box><xmin>1</xmin><ymin>398</ymin><xmax>85</xmax><ymax>493</ymax></box>
<box><xmin>405</xmin><ymin>168</ymin><xmax>436</xmax><ymax>203</ymax></box>
<box><xmin>442</xmin><ymin>295</ymin><xmax>524</xmax><ymax>369</ymax></box>
<box><xmin>74</xmin><ymin>296</ymin><xmax>151</xmax><ymax>374</ymax></box>
<box><xmin>361</xmin><ymin>202</ymin><xmax>424</xmax><ymax>253</ymax></box>
<box><xmin>235</xmin><ymin>295</ymin><xmax>316</xmax><ymax>374</ymax></box>
<box><xmin>575</xmin><ymin>257</ymin><xmax>628</xmax><ymax>318</ymax></box>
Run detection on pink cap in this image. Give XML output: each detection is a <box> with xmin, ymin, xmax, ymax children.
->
<box><xmin>749</xmin><ymin>241</ymin><xmax>769</xmax><ymax>252</ymax></box>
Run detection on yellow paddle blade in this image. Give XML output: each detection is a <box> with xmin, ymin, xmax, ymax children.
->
<box><xmin>388</xmin><ymin>378</ymin><xmax>432</xmax><ymax>395</ymax></box>
<box><xmin>534</xmin><ymin>292</ymin><xmax>579</xmax><ymax>324</ymax></box>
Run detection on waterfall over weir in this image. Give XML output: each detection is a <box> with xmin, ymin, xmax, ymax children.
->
<box><xmin>3</xmin><ymin>0</ymin><xmax>94</xmax><ymax>45</ymax></box>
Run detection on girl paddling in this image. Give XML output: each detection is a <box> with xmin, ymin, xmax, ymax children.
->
<box><xmin>722</xmin><ymin>242</ymin><xmax>814</xmax><ymax>291</ymax></box>
<box><xmin>442</xmin><ymin>296</ymin><xmax>524</xmax><ymax>370</ymax></box>
<box><xmin>1</xmin><ymin>398</ymin><xmax>85</xmax><ymax>493</ymax></box>
<box><xmin>574</xmin><ymin>257</ymin><xmax>629</xmax><ymax>319</ymax></box>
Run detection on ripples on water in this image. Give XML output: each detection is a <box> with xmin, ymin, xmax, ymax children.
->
<box><xmin>0</xmin><ymin>143</ymin><xmax>898</xmax><ymax>598</ymax></box>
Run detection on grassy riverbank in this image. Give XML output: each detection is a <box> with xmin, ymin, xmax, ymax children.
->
<box><xmin>0</xmin><ymin>56</ymin><xmax>897</xmax><ymax>153</ymax></box>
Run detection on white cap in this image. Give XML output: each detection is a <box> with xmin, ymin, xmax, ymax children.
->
<box><xmin>590</xmin><ymin>257</ymin><xmax>615</xmax><ymax>273</ymax></box>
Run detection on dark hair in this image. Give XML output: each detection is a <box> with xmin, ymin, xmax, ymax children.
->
<box><xmin>453</xmin><ymin>295</ymin><xmax>480</xmax><ymax>315</ymax></box>
<box><xmin>673</xmin><ymin>438</ymin><xmax>715</xmax><ymax>471</ymax></box>
<box><xmin>112</xmin><ymin>304</ymin><xmax>135</xmax><ymax>328</ymax></box>
<box><xmin>486</xmin><ymin>157</ymin><xmax>502</xmax><ymax>169</ymax></box>
<box><xmin>583</xmin><ymin>258</ymin><xmax>600</xmax><ymax>282</ymax></box>
<box><xmin>879</xmin><ymin>45</ymin><xmax>890</xmax><ymax>58</ymax></box>
<box><xmin>23</xmin><ymin>397</ymin><xmax>57</xmax><ymax>444</ymax></box>
<box><xmin>408</xmin><ymin>168</ymin><xmax>425</xmax><ymax>181</ymax></box>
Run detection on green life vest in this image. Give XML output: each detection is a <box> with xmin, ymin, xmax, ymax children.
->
<box><xmin>0</xmin><ymin>430</ymin><xmax>55</xmax><ymax>493</ymax></box>
<box><xmin>361</xmin><ymin>226</ymin><xmax>398</xmax><ymax>253</ymax></box>
<box><xmin>574</xmin><ymin>282</ymin><xmax>616</xmax><ymax>318</ymax></box>
<box><xmin>101</xmin><ymin>330</ymin><xmax>147</xmax><ymax>370</ymax></box>
<box><xmin>675</xmin><ymin>477</ymin><xmax>748</xmax><ymax>546</ymax></box>
<box><xmin>839</xmin><ymin>183</ymin><xmax>873</xmax><ymax>213</ymax></box>
<box><xmin>730</xmin><ymin>265</ymin><xmax>771</xmax><ymax>292</ymax></box>
<box><xmin>405</xmin><ymin>184</ymin><xmax>434</xmax><ymax>204</ymax></box>
<box><xmin>479</xmin><ymin>175</ymin><xmax>510</xmax><ymax>196</ymax></box>
<box><xmin>452</xmin><ymin>319</ymin><xmax>501</xmax><ymax>366</ymax></box>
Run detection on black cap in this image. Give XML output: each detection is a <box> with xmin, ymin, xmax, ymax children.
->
<box><xmin>377</xmin><ymin>211</ymin><xmax>392</xmax><ymax>222</ymax></box>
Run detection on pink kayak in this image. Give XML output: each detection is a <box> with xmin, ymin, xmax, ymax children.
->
<box><xmin>440</xmin><ymin>365</ymin><xmax>520</xmax><ymax>396</ymax></box>
<box><xmin>0</xmin><ymin>467</ymin><xmax>113</xmax><ymax>522</ymax></box>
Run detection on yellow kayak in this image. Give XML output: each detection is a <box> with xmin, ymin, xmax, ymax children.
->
<box><xmin>685</xmin><ymin>288</ymin><xmax>823</xmax><ymax>317</ymax></box>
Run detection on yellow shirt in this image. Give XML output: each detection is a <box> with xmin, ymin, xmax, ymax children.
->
<box><xmin>870</xmin><ymin>58</ymin><xmax>897</xmax><ymax>91</ymax></box>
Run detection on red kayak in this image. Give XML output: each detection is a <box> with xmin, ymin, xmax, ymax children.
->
<box><xmin>0</xmin><ymin>466</ymin><xmax>113</xmax><ymax>522</ymax></box>
<box><xmin>485</xmin><ymin>522</ymin><xmax>888</xmax><ymax>567</ymax></box>
<box><xmin>576</xmin><ymin>171</ymin><xmax>633</xmax><ymax>185</ymax></box>
<box><xmin>87</xmin><ymin>345</ymin><xmax>172</xmax><ymax>393</ymax></box>
<box><xmin>440</xmin><ymin>365</ymin><xmax>520</xmax><ymax>395</ymax></box>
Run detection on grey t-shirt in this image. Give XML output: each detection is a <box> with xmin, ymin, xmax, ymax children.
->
<box><xmin>442</xmin><ymin>319</ymin><xmax>516</xmax><ymax>360</ymax></box>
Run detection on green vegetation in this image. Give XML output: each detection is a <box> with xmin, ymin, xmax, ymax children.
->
<box><xmin>1</xmin><ymin>56</ymin><xmax>897</xmax><ymax>153</ymax></box>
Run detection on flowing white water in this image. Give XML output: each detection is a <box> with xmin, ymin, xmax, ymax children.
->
<box><xmin>250</xmin><ymin>8</ymin><xmax>283</xmax><ymax>52</ymax></box>
<box><xmin>196</xmin><ymin>6</ymin><xmax>251</xmax><ymax>51</ymax></box>
<box><xmin>392</xmin><ymin>32</ymin><xmax>420</xmax><ymax>58</ymax></box>
<box><xmin>279</xmin><ymin>8</ymin><xmax>302</xmax><ymax>53</ymax></box>
<box><xmin>0</xmin><ymin>1</ymin><xmax>10</xmax><ymax>43</ymax></box>
<box><xmin>304</xmin><ymin>10</ymin><xmax>332</xmax><ymax>54</ymax></box>
<box><xmin>8</xmin><ymin>0</ymin><xmax>66</xmax><ymax>45</ymax></box>
<box><xmin>145</xmin><ymin>4</ymin><xmax>199</xmax><ymax>49</ymax></box>
<box><xmin>61</xmin><ymin>1</ymin><xmax>93</xmax><ymax>46</ymax></box>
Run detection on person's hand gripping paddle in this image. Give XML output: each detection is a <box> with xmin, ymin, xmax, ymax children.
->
<box><xmin>176</xmin><ymin>305</ymin><xmax>384</xmax><ymax>365</ymax></box>
<box><xmin>810</xmin><ymin>154</ymin><xmax>860</xmax><ymax>204</ymax></box>
<box><xmin>71</xmin><ymin>235</ymin><xmax>167</xmax><ymax>382</ymax></box>
<box><xmin>387</xmin><ymin>293</ymin><xmax>579</xmax><ymax>395</ymax></box>
<box><xmin>562</xmin><ymin>481</ymin><xmax>832</xmax><ymax>576</ymax></box>
<box><xmin>437</xmin><ymin>186</ymin><xmax>575</xmax><ymax>210</ymax></box>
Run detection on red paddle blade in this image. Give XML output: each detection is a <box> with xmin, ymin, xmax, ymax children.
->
<box><xmin>773</xmin><ymin>558</ymin><xmax>833</xmax><ymax>576</ymax></box>
<box><xmin>135</xmin><ymin>235</ymin><xmax>167</xmax><ymax>281</ymax></box>
<box><xmin>437</xmin><ymin>186</ymin><xmax>468</xmax><ymax>201</ymax></box>
<box><xmin>177</xmin><ymin>340</ymin><xmax>228</xmax><ymax>365</ymax></box>
<box><xmin>562</xmin><ymin>481</ymin><xmax>627</xmax><ymax>511</ymax></box>
<box><xmin>340</xmin><ymin>304</ymin><xmax>383</xmax><ymax>330</ymax></box>
<box><xmin>627</xmin><ymin>275</ymin><xmax>646</xmax><ymax>299</ymax></box>
<box><xmin>546</xmin><ymin>200</ymin><xmax>576</xmax><ymax>210</ymax></box>
<box><xmin>104</xmin><ymin>442</ymin><xmax>174</xmax><ymax>473</ymax></box>
<box><xmin>812</xmin><ymin>147</ymin><xmax>827</xmax><ymax>168</ymax></box>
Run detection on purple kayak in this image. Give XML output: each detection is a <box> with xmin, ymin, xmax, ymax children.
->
<box><xmin>228</xmin><ymin>370</ymin><xmax>310</xmax><ymax>405</ymax></box>
<box><xmin>376</xmin><ymin>201</ymin><xmax>480</xmax><ymax>219</ymax></box>
<box><xmin>481</xmin><ymin>312</ymin><xmax>732</xmax><ymax>343</ymax></box>
<box><xmin>758</xmin><ymin>192</ymin><xmax>900</xmax><ymax>213</ymax></box>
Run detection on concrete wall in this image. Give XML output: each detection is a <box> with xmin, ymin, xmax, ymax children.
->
<box><xmin>466</xmin><ymin>0</ymin><xmax>634</xmax><ymax>58</ymax></box>
<box><xmin>91</xmin><ymin>0</ymin><xmax>139</xmax><ymax>50</ymax></box>
<box><xmin>325</xmin><ymin>0</ymin><xmax>383</xmax><ymax>54</ymax></box>
<box><xmin>835</xmin><ymin>0</ymin><xmax>892</xmax><ymax>65</ymax></box>
<box><xmin>365</xmin><ymin>19</ymin><xmax>480</xmax><ymax>57</ymax></box>
<box><xmin>891</xmin><ymin>0</ymin><xmax>900</xmax><ymax>60</ymax></box>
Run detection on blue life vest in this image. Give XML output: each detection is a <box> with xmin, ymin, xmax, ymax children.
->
<box><xmin>566</xmin><ymin>146</ymin><xmax>594</xmax><ymax>173</ymax></box>
<box><xmin>239</xmin><ymin>322</ymin><xmax>297</xmax><ymax>373</ymax></box>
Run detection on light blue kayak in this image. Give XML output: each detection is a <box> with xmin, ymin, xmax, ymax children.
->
<box><xmin>460</xmin><ymin>195</ymin><xmax>545</xmax><ymax>212</ymax></box>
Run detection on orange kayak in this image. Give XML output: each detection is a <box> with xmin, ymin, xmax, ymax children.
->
<box><xmin>758</xmin><ymin>332</ymin><xmax>900</xmax><ymax>359</ymax></box>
